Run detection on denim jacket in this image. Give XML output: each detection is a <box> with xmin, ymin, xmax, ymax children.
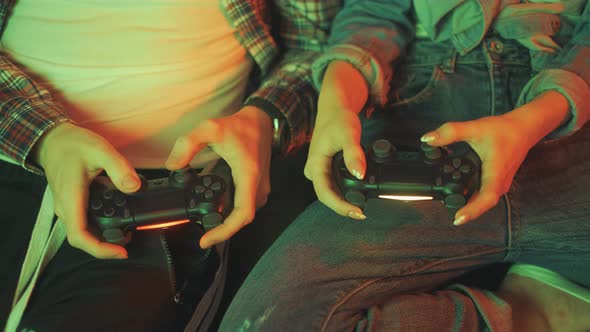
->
<box><xmin>313</xmin><ymin>0</ymin><xmax>590</xmax><ymax>138</ymax></box>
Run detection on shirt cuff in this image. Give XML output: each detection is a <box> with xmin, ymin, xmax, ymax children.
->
<box><xmin>0</xmin><ymin>96</ymin><xmax>74</xmax><ymax>175</ymax></box>
<box><xmin>517</xmin><ymin>68</ymin><xmax>590</xmax><ymax>139</ymax></box>
<box><xmin>311</xmin><ymin>44</ymin><xmax>387</xmax><ymax>106</ymax></box>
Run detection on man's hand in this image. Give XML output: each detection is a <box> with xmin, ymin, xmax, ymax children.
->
<box><xmin>304</xmin><ymin>61</ymin><xmax>368</xmax><ymax>220</ymax></box>
<box><xmin>165</xmin><ymin>106</ymin><xmax>272</xmax><ymax>249</ymax></box>
<box><xmin>34</xmin><ymin>123</ymin><xmax>141</xmax><ymax>259</ymax></box>
<box><xmin>421</xmin><ymin>91</ymin><xmax>570</xmax><ymax>225</ymax></box>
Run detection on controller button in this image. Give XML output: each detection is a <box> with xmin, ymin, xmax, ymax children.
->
<box><xmin>202</xmin><ymin>212</ymin><xmax>223</xmax><ymax>230</ymax></box>
<box><xmin>173</xmin><ymin>170</ymin><xmax>187</xmax><ymax>183</ymax></box>
<box><xmin>91</xmin><ymin>199</ymin><xmax>103</xmax><ymax>210</ymax></box>
<box><xmin>195</xmin><ymin>184</ymin><xmax>207</xmax><ymax>194</ymax></box>
<box><xmin>445</xmin><ymin>194</ymin><xmax>466</xmax><ymax>208</ymax></box>
<box><xmin>435</xmin><ymin>176</ymin><xmax>443</xmax><ymax>186</ymax></box>
<box><xmin>420</xmin><ymin>142</ymin><xmax>436</xmax><ymax>152</ymax></box>
<box><xmin>459</xmin><ymin>164</ymin><xmax>472</xmax><ymax>174</ymax></box>
<box><xmin>372</xmin><ymin>139</ymin><xmax>394</xmax><ymax>159</ymax></box>
<box><xmin>103</xmin><ymin>190</ymin><xmax>114</xmax><ymax>200</ymax></box>
<box><xmin>344</xmin><ymin>190</ymin><xmax>366</xmax><ymax>207</ymax></box>
<box><xmin>203</xmin><ymin>176</ymin><xmax>212</xmax><ymax>187</ymax></box>
<box><xmin>443</xmin><ymin>164</ymin><xmax>454</xmax><ymax>174</ymax></box>
<box><xmin>103</xmin><ymin>229</ymin><xmax>125</xmax><ymax>244</ymax></box>
<box><xmin>424</xmin><ymin>148</ymin><xmax>442</xmax><ymax>160</ymax></box>
<box><xmin>205</xmin><ymin>190</ymin><xmax>215</xmax><ymax>200</ymax></box>
<box><xmin>452</xmin><ymin>171</ymin><xmax>462</xmax><ymax>180</ymax></box>
<box><xmin>452</xmin><ymin>158</ymin><xmax>462</xmax><ymax>168</ymax></box>
<box><xmin>103</xmin><ymin>207</ymin><xmax>115</xmax><ymax>217</ymax></box>
<box><xmin>114</xmin><ymin>195</ymin><xmax>127</xmax><ymax>207</ymax></box>
<box><xmin>189</xmin><ymin>198</ymin><xmax>197</xmax><ymax>209</ymax></box>
<box><xmin>211</xmin><ymin>181</ymin><xmax>222</xmax><ymax>192</ymax></box>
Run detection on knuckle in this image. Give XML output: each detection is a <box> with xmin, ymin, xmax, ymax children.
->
<box><xmin>440</xmin><ymin>122</ymin><xmax>455</xmax><ymax>133</ymax></box>
<box><xmin>242</xmin><ymin>211</ymin><xmax>255</xmax><ymax>225</ymax></box>
<box><xmin>485</xmin><ymin>192</ymin><xmax>501</xmax><ymax>206</ymax></box>
<box><xmin>54</xmin><ymin>205</ymin><xmax>63</xmax><ymax>218</ymax></box>
<box><xmin>66</xmin><ymin>233</ymin><xmax>83</xmax><ymax>249</ymax></box>
<box><xmin>203</xmin><ymin>119</ymin><xmax>221</xmax><ymax>136</ymax></box>
<box><xmin>175</xmin><ymin>135</ymin><xmax>192</xmax><ymax>148</ymax></box>
<box><xmin>257</xmin><ymin>196</ymin><xmax>269</xmax><ymax>209</ymax></box>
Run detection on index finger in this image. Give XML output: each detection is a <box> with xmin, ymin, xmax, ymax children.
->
<box><xmin>309</xmin><ymin>153</ymin><xmax>365</xmax><ymax>220</ymax></box>
<box><xmin>454</xmin><ymin>165</ymin><xmax>503</xmax><ymax>225</ymax></box>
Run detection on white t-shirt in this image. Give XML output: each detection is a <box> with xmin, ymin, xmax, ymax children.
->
<box><xmin>1</xmin><ymin>0</ymin><xmax>253</xmax><ymax>168</ymax></box>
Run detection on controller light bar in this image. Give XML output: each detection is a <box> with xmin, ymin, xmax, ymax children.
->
<box><xmin>136</xmin><ymin>219</ymin><xmax>191</xmax><ymax>230</ymax></box>
<box><xmin>378</xmin><ymin>195</ymin><xmax>433</xmax><ymax>201</ymax></box>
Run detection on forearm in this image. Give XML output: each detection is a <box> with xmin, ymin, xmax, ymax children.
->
<box><xmin>505</xmin><ymin>90</ymin><xmax>570</xmax><ymax>146</ymax></box>
<box><xmin>317</xmin><ymin>60</ymin><xmax>368</xmax><ymax>117</ymax></box>
<box><xmin>516</xmin><ymin>2</ymin><xmax>590</xmax><ymax>138</ymax></box>
<box><xmin>0</xmin><ymin>54</ymin><xmax>72</xmax><ymax>173</ymax></box>
<box><xmin>312</xmin><ymin>0</ymin><xmax>414</xmax><ymax>106</ymax></box>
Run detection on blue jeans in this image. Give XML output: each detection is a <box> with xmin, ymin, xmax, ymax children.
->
<box><xmin>220</xmin><ymin>37</ymin><xmax>590</xmax><ymax>331</ymax></box>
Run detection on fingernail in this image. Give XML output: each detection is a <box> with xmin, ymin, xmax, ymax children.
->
<box><xmin>347</xmin><ymin>211</ymin><xmax>367</xmax><ymax>220</ymax></box>
<box><xmin>123</xmin><ymin>174</ymin><xmax>140</xmax><ymax>190</ymax></box>
<box><xmin>453</xmin><ymin>215</ymin><xmax>467</xmax><ymax>226</ymax></box>
<box><xmin>420</xmin><ymin>134</ymin><xmax>437</xmax><ymax>143</ymax></box>
<box><xmin>352</xmin><ymin>169</ymin><xmax>364</xmax><ymax>180</ymax></box>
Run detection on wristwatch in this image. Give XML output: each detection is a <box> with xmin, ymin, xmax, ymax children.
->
<box><xmin>271</xmin><ymin>116</ymin><xmax>289</xmax><ymax>155</ymax></box>
<box><xmin>245</xmin><ymin>98</ymin><xmax>290</xmax><ymax>155</ymax></box>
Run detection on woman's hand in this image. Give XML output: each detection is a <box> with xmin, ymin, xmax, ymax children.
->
<box><xmin>421</xmin><ymin>91</ymin><xmax>570</xmax><ymax>225</ymax></box>
<box><xmin>304</xmin><ymin>61</ymin><xmax>368</xmax><ymax>220</ymax></box>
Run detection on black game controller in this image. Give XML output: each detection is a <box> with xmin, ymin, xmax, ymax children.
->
<box><xmin>88</xmin><ymin>162</ymin><xmax>233</xmax><ymax>245</ymax></box>
<box><xmin>332</xmin><ymin>139</ymin><xmax>481</xmax><ymax>211</ymax></box>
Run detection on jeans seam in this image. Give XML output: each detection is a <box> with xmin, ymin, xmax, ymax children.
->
<box><xmin>318</xmin><ymin>246</ymin><xmax>507</xmax><ymax>332</ymax></box>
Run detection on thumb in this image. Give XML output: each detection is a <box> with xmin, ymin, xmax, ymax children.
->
<box><xmin>94</xmin><ymin>148</ymin><xmax>141</xmax><ymax>193</ymax></box>
<box><xmin>342</xmin><ymin>141</ymin><xmax>366</xmax><ymax>180</ymax></box>
<box><xmin>421</xmin><ymin>122</ymin><xmax>469</xmax><ymax>147</ymax></box>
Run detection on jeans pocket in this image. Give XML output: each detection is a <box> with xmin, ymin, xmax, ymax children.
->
<box><xmin>388</xmin><ymin>64</ymin><xmax>442</xmax><ymax>107</ymax></box>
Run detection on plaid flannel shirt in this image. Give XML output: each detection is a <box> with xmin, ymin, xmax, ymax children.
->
<box><xmin>0</xmin><ymin>0</ymin><xmax>341</xmax><ymax>174</ymax></box>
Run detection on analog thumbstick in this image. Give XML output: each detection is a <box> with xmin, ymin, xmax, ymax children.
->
<box><xmin>372</xmin><ymin>139</ymin><xmax>395</xmax><ymax>159</ymax></box>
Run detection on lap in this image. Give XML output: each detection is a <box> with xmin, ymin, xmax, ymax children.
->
<box><xmin>0</xmin><ymin>162</ymin><xmax>216</xmax><ymax>332</ymax></box>
<box><xmin>222</xmin><ymin>198</ymin><xmax>510</xmax><ymax>331</ymax></box>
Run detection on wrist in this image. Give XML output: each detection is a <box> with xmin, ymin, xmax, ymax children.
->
<box><xmin>318</xmin><ymin>60</ymin><xmax>368</xmax><ymax>117</ymax></box>
<box><xmin>32</xmin><ymin>122</ymin><xmax>76</xmax><ymax>169</ymax></box>
<box><xmin>506</xmin><ymin>90</ymin><xmax>570</xmax><ymax>144</ymax></box>
<box><xmin>240</xmin><ymin>105</ymin><xmax>286</xmax><ymax>154</ymax></box>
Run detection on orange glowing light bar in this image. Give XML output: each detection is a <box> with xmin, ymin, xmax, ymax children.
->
<box><xmin>378</xmin><ymin>195</ymin><xmax>433</xmax><ymax>201</ymax></box>
<box><xmin>136</xmin><ymin>219</ymin><xmax>191</xmax><ymax>230</ymax></box>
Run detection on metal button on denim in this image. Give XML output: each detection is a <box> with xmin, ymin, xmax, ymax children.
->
<box><xmin>489</xmin><ymin>40</ymin><xmax>504</xmax><ymax>54</ymax></box>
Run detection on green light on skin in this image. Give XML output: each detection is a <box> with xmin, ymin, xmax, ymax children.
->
<box><xmin>378</xmin><ymin>195</ymin><xmax>433</xmax><ymax>201</ymax></box>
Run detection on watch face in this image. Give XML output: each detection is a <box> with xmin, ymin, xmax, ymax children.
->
<box><xmin>272</xmin><ymin>118</ymin><xmax>289</xmax><ymax>152</ymax></box>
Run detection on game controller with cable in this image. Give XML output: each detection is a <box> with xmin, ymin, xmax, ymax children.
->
<box><xmin>88</xmin><ymin>161</ymin><xmax>233</xmax><ymax>245</ymax></box>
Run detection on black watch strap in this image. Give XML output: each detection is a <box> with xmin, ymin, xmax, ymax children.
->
<box><xmin>244</xmin><ymin>97</ymin><xmax>290</xmax><ymax>155</ymax></box>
